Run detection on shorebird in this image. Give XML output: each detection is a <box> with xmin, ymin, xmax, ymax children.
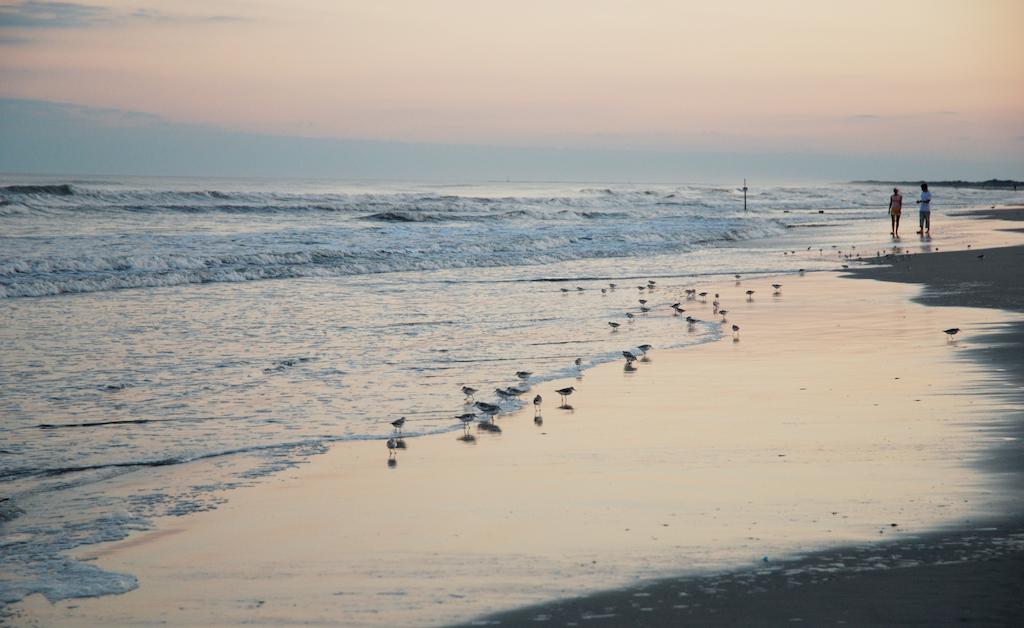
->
<box><xmin>647</xmin><ymin>279</ymin><xmax>656</xmax><ymax>286</ymax></box>
<box><xmin>560</xmin><ymin>288</ymin><xmax>570</xmax><ymax>293</ymax></box>
<box><xmin>734</xmin><ymin>274</ymin><xmax>742</xmax><ymax>283</ymax></box>
<box><xmin>698</xmin><ymin>291</ymin><xmax>708</xmax><ymax>302</ymax></box>
<box><xmin>576</xmin><ymin>286</ymin><xmax>585</xmax><ymax>291</ymax></box>
<box><xmin>515</xmin><ymin>370</ymin><xmax>532</xmax><ymax>380</ymax></box>
<box><xmin>474</xmin><ymin>401</ymin><xmax>500</xmax><ymax>416</ymax></box>
<box><xmin>977</xmin><ymin>254</ymin><xmax>985</xmax><ymax>261</ymax></box>
<box><xmin>772</xmin><ymin>284</ymin><xmax>782</xmax><ymax>294</ymax></box>
<box><xmin>625</xmin><ymin>312</ymin><xmax>635</xmax><ymax>321</ymax></box>
<box><xmin>622</xmin><ymin>350</ymin><xmax>638</xmax><ymax>362</ymax></box>
<box><xmin>684</xmin><ymin>288</ymin><xmax>696</xmax><ymax>300</ymax></box>
<box><xmin>639</xmin><ymin>298</ymin><xmax>648</xmax><ymax>305</ymax></box>
<box><xmin>671</xmin><ymin>303</ymin><xmax>684</xmax><ymax>315</ymax></box>
<box><xmin>506</xmin><ymin>386</ymin><xmax>528</xmax><ymax>395</ymax></box>
<box><xmin>457</xmin><ymin>413</ymin><xmax>476</xmax><ymax>431</ymax></box>
<box><xmin>841</xmin><ymin>264</ymin><xmax>849</xmax><ymax>269</ymax></box>
<box><xmin>608</xmin><ymin>283</ymin><xmax>617</xmax><ymax>289</ymax></box>
<box><xmin>732</xmin><ymin>324</ymin><xmax>740</xmax><ymax>340</ymax></box>
<box><xmin>533</xmin><ymin>394</ymin><xmax>542</xmax><ymax>414</ymax></box>
<box><xmin>555</xmin><ymin>386</ymin><xmax>576</xmax><ymax>406</ymax></box>
<box><xmin>600</xmin><ymin>288</ymin><xmax>607</xmax><ymax>294</ymax></box>
<box><xmin>798</xmin><ymin>268</ymin><xmax>806</xmax><ymax>275</ymax></box>
<box><xmin>639</xmin><ymin>306</ymin><xmax>651</xmax><ymax>313</ymax></box>
<box><xmin>637</xmin><ymin>285</ymin><xmax>646</xmax><ymax>291</ymax></box>
<box><xmin>637</xmin><ymin>344</ymin><xmax>652</xmax><ymax>355</ymax></box>
<box><xmin>574</xmin><ymin>357</ymin><xmax>583</xmax><ymax>370</ymax></box>
<box><xmin>686</xmin><ymin>316</ymin><xmax>697</xmax><ymax>330</ymax></box>
<box><xmin>746</xmin><ymin>290</ymin><xmax>755</xmax><ymax>301</ymax></box>
<box><xmin>390</xmin><ymin>416</ymin><xmax>406</xmax><ymax>433</ymax></box>
<box><xmin>608</xmin><ymin>321</ymin><xmax>621</xmax><ymax>329</ymax></box>
<box><xmin>461</xmin><ymin>386</ymin><xmax>478</xmax><ymax>400</ymax></box>
<box><xmin>719</xmin><ymin>309</ymin><xmax>728</xmax><ymax>321</ymax></box>
<box><xmin>943</xmin><ymin>328</ymin><xmax>961</xmax><ymax>340</ymax></box>
<box><xmin>495</xmin><ymin>388</ymin><xmax>517</xmax><ymax>399</ymax></box>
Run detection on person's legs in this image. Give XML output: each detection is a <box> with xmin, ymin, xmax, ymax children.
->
<box><xmin>917</xmin><ymin>212</ymin><xmax>924</xmax><ymax>234</ymax></box>
<box><xmin>924</xmin><ymin>211</ymin><xmax>930</xmax><ymax>235</ymax></box>
<box><xmin>894</xmin><ymin>213</ymin><xmax>900</xmax><ymax>237</ymax></box>
<box><xmin>890</xmin><ymin>213</ymin><xmax>895</xmax><ymax>235</ymax></box>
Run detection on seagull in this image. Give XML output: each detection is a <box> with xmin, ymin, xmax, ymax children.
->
<box><xmin>515</xmin><ymin>370</ymin><xmax>532</xmax><ymax>380</ymax></box>
<box><xmin>574</xmin><ymin>357</ymin><xmax>583</xmax><ymax>370</ymax></box>
<box><xmin>461</xmin><ymin>386</ymin><xmax>478</xmax><ymax>400</ymax></box>
<box><xmin>732</xmin><ymin>324</ymin><xmax>740</xmax><ymax>340</ymax></box>
<box><xmin>943</xmin><ymin>328</ymin><xmax>960</xmax><ymax>340</ymax></box>
<box><xmin>390</xmin><ymin>416</ymin><xmax>406</xmax><ymax>433</ymax></box>
<box><xmin>746</xmin><ymin>290</ymin><xmax>755</xmax><ymax>301</ymax></box>
<box><xmin>533</xmin><ymin>394</ymin><xmax>542</xmax><ymax>414</ymax></box>
<box><xmin>555</xmin><ymin>386</ymin><xmax>576</xmax><ymax>406</ymax></box>
<box><xmin>608</xmin><ymin>321</ymin><xmax>621</xmax><ymax>329</ymax></box>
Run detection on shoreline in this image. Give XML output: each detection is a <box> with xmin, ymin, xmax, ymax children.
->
<box><xmin>8</xmin><ymin>208</ymin><xmax>1024</xmax><ymax>622</ymax></box>
<box><xmin>467</xmin><ymin>237</ymin><xmax>1024</xmax><ymax>627</ymax></box>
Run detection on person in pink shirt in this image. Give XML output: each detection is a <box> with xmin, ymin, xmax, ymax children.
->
<box><xmin>888</xmin><ymin>187</ymin><xmax>902</xmax><ymax>237</ymax></box>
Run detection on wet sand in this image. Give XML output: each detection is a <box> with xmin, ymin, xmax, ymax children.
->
<box><xmin>9</xmin><ymin>217</ymin><xmax>1024</xmax><ymax>627</ymax></box>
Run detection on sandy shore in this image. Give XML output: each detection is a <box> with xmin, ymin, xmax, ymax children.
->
<box><xmin>8</xmin><ymin>213</ymin><xmax>1024</xmax><ymax>627</ymax></box>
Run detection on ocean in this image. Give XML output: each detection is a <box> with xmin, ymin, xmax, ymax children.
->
<box><xmin>1</xmin><ymin>176</ymin><xmax>1021</xmax><ymax>606</ymax></box>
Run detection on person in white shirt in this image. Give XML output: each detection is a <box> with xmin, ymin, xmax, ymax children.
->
<box><xmin>915</xmin><ymin>182</ymin><xmax>932</xmax><ymax>236</ymax></box>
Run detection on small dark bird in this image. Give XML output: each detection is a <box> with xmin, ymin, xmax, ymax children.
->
<box><xmin>639</xmin><ymin>298</ymin><xmax>648</xmax><ymax>305</ymax></box>
<box><xmin>495</xmin><ymin>388</ymin><xmax>517</xmax><ymax>399</ymax></box>
<box><xmin>600</xmin><ymin>288</ymin><xmax>607</xmax><ymax>294</ymax></box>
<box><xmin>637</xmin><ymin>344</ymin><xmax>652</xmax><ymax>355</ymax></box>
<box><xmin>555</xmin><ymin>386</ymin><xmax>576</xmax><ymax>405</ymax></box>
<box><xmin>574</xmin><ymin>357</ymin><xmax>583</xmax><ymax>370</ymax></box>
<box><xmin>719</xmin><ymin>309</ymin><xmax>728</xmax><ymax>321</ymax></box>
<box><xmin>732</xmin><ymin>324</ymin><xmax>740</xmax><ymax>339</ymax></box>
<box><xmin>515</xmin><ymin>370</ymin><xmax>532</xmax><ymax>380</ymax></box>
<box><xmin>647</xmin><ymin>279</ymin><xmax>656</xmax><ymax>286</ymax></box>
<box><xmin>461</xmin><ymin>386</ymin><xmax>478</xmax><ymax>400</ymax></box>
<box><xmin>390</xmin><ymin>416</ymin><xmax>406</xmax><ymax>433</ymax></box>
<box><xmin>625</xmin><ymin>312</ymin><xmax>635</xmax><ymax>321</ymax></box>
<box><xmin>841</xmin><ymin>264</ymin><xmax>849</xmax><ymax>269</ymax></box>
<box><xmin>457</xmin><ymin>413</ymin><xmax>476</xmax><ymax>430</ymax></box>
<box><xmin>474</xmin><ymin>401</ymin><xmax>500</xmax><ymax>414</ymax></box>
<box><xmin>639</xmin><ymin>306</ymin><xmax>651</xmax><ymax>313</ymax></box>
<box><xmin>533</xmin><ymin>394</ymin><xmax>542</xmax><ymax>414</ymax></box>
<box><xmin>576</xmin><ymin>286</ymin><xmax>585</xmax><ymax>291</ymax></box>
<box><xmin>734</xmin><ymin>274</ymin><xmax>741</xmax><ymax>280</ymax></box>
<box><xmin>609</xmin><ymin>283</ymin><xmax>617</xmax><ymax>288</ymax></box>
<box><xmin>746</xmin><ymin>290</ymin><xmax>755</xmax><ymax>300</ymax></box>
<box><xmin>943</xmin><ymin>328</ymin><xmax>960</xmax><ymax>340</ymax></box>
<box><xmin>798</xmin><ymin>268</ymin><xmax>806</xmax><ymax>275</ymax></box>
<box><xmin>772</xmin><ymin>284</ymin><xmax>782</xmax><ymax>293</ymax></box>
<box><xmin>608</xmin><ymin>321</ymin><xmax>621</xmax><ymax>329</ymax></box>
<box><xmin>560</xmin><ymin>288</ymin><xmax>570</xmax><ymax>293</ymax></box>
<box><xmin>622</xmin><ymin>350</ymin><xmax>638</xmax><ymax>362</ymax></box>
<box><xmin>977</xmin><ymin>254</ymin><xmax>985</xmax><ymax>260</ymax></box>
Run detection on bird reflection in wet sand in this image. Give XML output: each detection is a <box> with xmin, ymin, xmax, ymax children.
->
<box><xmin>477</xmin><ymin>421</ymin><xmax>502</xmax><ymax>434</ymax></box>
<box><xmin>387</xmin><ymin>438</ymin><xmax>398</xmax><ymax>466</ymax></box>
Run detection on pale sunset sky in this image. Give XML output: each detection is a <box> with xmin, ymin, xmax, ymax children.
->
<box><xmin>1</xmin><ymin>0</ymin><xmax>1021</xmax><ymax>179</ymax></box>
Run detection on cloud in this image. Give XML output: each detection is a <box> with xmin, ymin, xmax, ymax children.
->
<box><xmin>0</xmin><ymin>1</ymin><xmax>109</xmax><ymax>29</ymax></box>
<box><xmin>0</xmin><ymin>1</ymin><xmax>245</xmax><ymax>33</ymax></box>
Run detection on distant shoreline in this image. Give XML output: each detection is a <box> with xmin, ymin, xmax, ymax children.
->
<box><xmin>851</xmin><ymin>178</ymin><xmax>1022</xmax><ymax>190</ymax></box>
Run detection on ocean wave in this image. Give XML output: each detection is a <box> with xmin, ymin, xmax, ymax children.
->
<box><xmin>1</xmin><ymin>184</ymin><xmax>76</xmax><ymax>196</ymax></box>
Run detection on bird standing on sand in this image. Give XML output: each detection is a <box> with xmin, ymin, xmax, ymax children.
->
<box><xmin>639</xmin><ymin>298</ymin><xmax>648</xmax><ymax>305</ymax></box>
<box><xmin>515</xmin><ymin>370</ymin><xmax>532</xmax><ymax>380</ymax></box>
<box><xmin>622</xmin><ymin>350</ymin><xmax>638</xmax><ymax>363</ymax></box>
<box><xmin>719</xmin><ymin>309</ymin><xmax>728</xmax><ymax>322</ymax></box>
<box><xmin>461</xmin><ymin>386</ymin><xmax>478</xmax><ymax>401</ymax></box>
<box><xmin>474</xmin><ymin>401</ymin><xmax>500</xmax><ymax>417</ymax></box>
<box><xmin>608</xmin><ymin>321</ymin><xmax>621</xmax><ymax>329</ymax></box>
<box><xmin>560</xmin><ymin>288</ymin><xmax>570</xmax><ymax>293</ymax></box>
<box><xmin>637</xmin><ymin>344</ymin><xmax>652</xmax><ymax>355</ymax></box>
<box><xmin>943</xmin><ymin>328</ymin><xmax>960</xmax><ymax>341</ymax></box>
<box><xmin>457</xmin><ymin>413</ymin><xmax>476</xmax><ymax>431</ymax></box>
<box><xmin>555</xmin><ymin>386</ymin><xmax>576</xmax><ymax>406</ymax></box>
<box><xmin>575</xmin><ymin>357</ymin><xmax>583</xmax><ymax>370</ymax></box>
<box><xmin>698</xmin><ymin>291</ymin><xmax>708</xmax><ymax>302</ymax></box>
<box><xmin>746</xmin><ymin>290</ymin><xmax>755</xmax><ymax>301</ymax></box>
<box><xmin>609</xmin><ymin>283</ymin><xmax>617</xmax><ymax>289</ymax></box>
<box><xmin>390</xmin><ymin>416</ymin><xmax>406</xmax><ymax>433</ymax></box>
<box><xmin>772</xmin><ymin>283</ymin><xmax>782</xmax><ymax>294</ymax></box>
<box><xmin>625</xmin><ymin>312</ymin><xmax>635</xmax><ymax>321</ymax></box>
<box><xmin>533</xmin><ymin>394</ymin><xmax>542</xmax><ymax>415</ymax></box>
<box><xmin>732</xmin><ymin>324</ymin><xmax>740</xmax><ymax>340</ymax></box>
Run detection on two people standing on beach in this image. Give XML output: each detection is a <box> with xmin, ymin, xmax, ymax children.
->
<box><xmin>887</xmin><ymin>183</ymin><xmax>932</xmax><ymax>238</ymax></box>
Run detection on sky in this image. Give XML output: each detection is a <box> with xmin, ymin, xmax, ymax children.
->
<box><xmin>1</xmin><ymin>0</ymin><xmax>1022</xmax><ymax>180</ymax></box>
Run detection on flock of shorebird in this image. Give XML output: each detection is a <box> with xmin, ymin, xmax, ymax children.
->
<box><xmin>384</xmin><ymin>260</ymin><xmax>966</xmax><ymax>461</ymax></box>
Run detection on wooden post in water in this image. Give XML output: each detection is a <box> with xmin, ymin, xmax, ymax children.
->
<box><xmin>742</xmin><ymin>178</ymin><xmax>748</xmax><ymax>211</ymax></box>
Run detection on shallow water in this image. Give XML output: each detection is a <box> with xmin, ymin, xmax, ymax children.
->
<box><xmin>1</xmin><ymin>176</ymin><xmax>1021</xmax><ymax>606</ymax></box>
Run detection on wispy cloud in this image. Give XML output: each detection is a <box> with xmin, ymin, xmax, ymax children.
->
<box><xmin>0</xmin><ymin>1</ymin><xmax>109</xmax><ymax>29</ymax></box>
<box><xmin>0</xmin><ymin>1</ymin><xmax>244</xmax><ymax>35</ymax></box>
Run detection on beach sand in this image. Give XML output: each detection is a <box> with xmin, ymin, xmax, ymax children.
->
<box><xmin>9</xmin><ymin>215</ymin><xmax>1024</xmax><ymax>627</ymax></box>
